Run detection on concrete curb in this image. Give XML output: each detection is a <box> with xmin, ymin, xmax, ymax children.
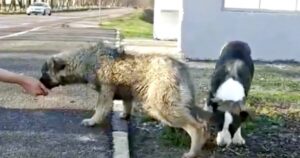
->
<box><xmin>111</xmin><ymin>101</ymin><xmax>130</xmax><ymax>158</ymax></box>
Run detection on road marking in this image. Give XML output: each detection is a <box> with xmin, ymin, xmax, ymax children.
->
<box><xmin>0</xmin><ymin>26</ymin><xmax>42</xmax><ymax>40</ymax></box>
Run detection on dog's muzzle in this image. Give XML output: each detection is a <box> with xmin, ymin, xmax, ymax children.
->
<box><xmin>39</xmin><ymin>75</ymin><xmax>59</xmax><ymax>89</ymax></box>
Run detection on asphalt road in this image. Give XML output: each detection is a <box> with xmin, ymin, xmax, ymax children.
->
<box><xmin>0</xmin><ymin>8</ymin><xmax>132</xmax><ymax>37</ymax></box>
<box><xmin>0</xmin><ymin>8</ymin><xmax>133</xmax><ymax>158</ymax></box>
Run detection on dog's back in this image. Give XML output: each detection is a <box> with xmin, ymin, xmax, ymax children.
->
<box><xmin>215</xmin><ymin>41</ymin><xmax>254</xmax><ymax>94</ymax></box>
<box><xmin>208</xmin><ymin>41</ymin><xmax>254</xmax><ymax>109</ymax></box>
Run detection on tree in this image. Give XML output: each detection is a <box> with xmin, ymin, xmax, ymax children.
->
<box><xmin>18</xmin><ymin>0</ymin><xmax>24</xmax><ymax>10</ymax></box>
<box><xmin>2</xmin><ymin>0</ymin><xmax>6</xmax><ymax>11</ymax></box>
<box><xmin>50</xmin><ymin>0</ymin><xmax>54</xmax><ymax>8</ymax></box>
<box><xmin>26</xmin><ymin>0</ymin><xmax>31</xmax><ymax>7</ymax></box>
<box><xmin>10</xmin><ymin>0</ymin><xmax>17</xmax><ymax>11</ymax></box>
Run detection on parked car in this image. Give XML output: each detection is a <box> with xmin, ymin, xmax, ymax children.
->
<box><xmin>26</xmin><ymin>2</ymin><xmax>51</xmax><ymax>16</ymax></box>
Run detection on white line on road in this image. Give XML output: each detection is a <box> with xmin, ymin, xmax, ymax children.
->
<box><xmin>0</xmin><ymin>26</ymin><xmax>43</xmax><ymax>40</ymax></box>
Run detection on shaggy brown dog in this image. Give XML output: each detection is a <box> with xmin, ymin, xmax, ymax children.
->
<box><xmin>40</xmin><ymin>42</ymin><xmax>215</xmax><ymax>158</ymax></box>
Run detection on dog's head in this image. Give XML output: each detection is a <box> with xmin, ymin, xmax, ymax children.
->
<box><xmin>40</xmin><ymin>42</ymin><xmax>122</xmax><ymax>89</ymax></box>
<box><xmin>40</xmin><ymin>56</ymin><xmax>84</xmax><ymax>89</ymax></box>
<box><xmin>208</xmin><ymin>100</ymin><xmax>250</xmax><ymax>147</ymax></box>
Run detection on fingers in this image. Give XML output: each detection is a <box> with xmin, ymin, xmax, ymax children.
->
<box><xmin>39</xmin><ymin>83</ymin><xmax>49</xmax><ymax>96</ymax></box>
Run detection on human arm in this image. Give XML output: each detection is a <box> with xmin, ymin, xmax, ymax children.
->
<box><xmin>0</xmin><ymin>68</ymin><xmax>49</xmax><ymax>96</ymax></box>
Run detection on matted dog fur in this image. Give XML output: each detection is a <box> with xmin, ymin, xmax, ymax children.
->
<box><xmin>40</xmin><ymin>42</ymin><xmax>214</xmax><ymax>158</ymax></box>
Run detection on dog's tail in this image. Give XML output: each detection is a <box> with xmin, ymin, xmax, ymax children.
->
<box><xmin>189</xmin><ymin>105</ymin><xmax>213</xmax><ymax>123</ymax></box>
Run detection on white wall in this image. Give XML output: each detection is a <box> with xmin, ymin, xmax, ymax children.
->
<box><xmin>181</xmin><ymin>0</ymin><xmax>300</xmax><ymax>61</ymax></box>
<box><xmin>154</xmin><ymin>0</ymin><xmax>181</xmax><ymax>40</ymax></box>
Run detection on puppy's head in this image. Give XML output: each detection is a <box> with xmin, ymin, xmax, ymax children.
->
<box><xmin>40</xmin><ymin>56</ymin><xmax>83</xmax><ymax>89</ymax></box>
<box><xmin>208</xmin><ymin>100</ymin><xmax>250</xmax><ymax>147</ymax></box>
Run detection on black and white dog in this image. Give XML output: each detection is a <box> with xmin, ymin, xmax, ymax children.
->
<box><xmin>204</xmin><ymin>41</ymin><xmax>254</xmax><ymax>146</ymax></box>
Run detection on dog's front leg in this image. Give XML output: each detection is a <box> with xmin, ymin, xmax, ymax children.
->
<box><xmin>81</xmin><ymin>84</ymin><xmax>115</xmax><ymax>127</ymax></box>
<box><xmin>232</xmin><ymin>127</ymin><xmax>245</xmax><ymax>145</ymax></box>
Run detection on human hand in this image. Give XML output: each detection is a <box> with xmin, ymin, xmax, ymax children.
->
<box><xmin>20</xmin><ymin>76</ymin><xmax>49</xmax><ymax>96</ymax></box>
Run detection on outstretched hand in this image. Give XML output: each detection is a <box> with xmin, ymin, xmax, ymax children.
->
<box><xmin>20</xmin><ymin>76</ymin><xmax>49</xmax><ymax>96</ymax></box>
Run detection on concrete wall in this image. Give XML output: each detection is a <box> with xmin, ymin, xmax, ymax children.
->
<box><xmin>154</xmin><ymin>0</ymin><xmax>180</xmax><ymax>40</ymax></box>
<box><xmin>181</xmin><ymin>0</ymin><xmax>300</xmax><ymax>61</ymax></box>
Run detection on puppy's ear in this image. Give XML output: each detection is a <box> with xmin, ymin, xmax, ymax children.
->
<box><xmin>240</xmin><ymin>111</ymin><xmax>249</xmax><ymax>122</ymax></box>
<box><xmin>52</xmin><ymin>57</ymin><xmax>66</xmax><ymax>71</ymax></box>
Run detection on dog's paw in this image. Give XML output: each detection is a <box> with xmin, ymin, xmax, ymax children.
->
<box><xmin>119</xmin><ymin>112</ymin><xmax>130</xmax><ymax>120</ymax></box>
<box><xmin>182</xmin><ymin>152</ymin><xmax>197</xmax><ymax>158</ymax></box>
<box><xmin>81</xmin><ymin>118</ymin><xmax>97</xmax><ymax>127</ymax></box>
<box><xmin>232</xmin><ymin>136</ymin><xmax>245</xmax><ymax>145</ymax></box>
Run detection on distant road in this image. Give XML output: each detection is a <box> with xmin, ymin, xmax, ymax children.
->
<box><xmin>0</xmin><ymin>8</ymin><xmax>133</xmax><ymax>38</ymax></box>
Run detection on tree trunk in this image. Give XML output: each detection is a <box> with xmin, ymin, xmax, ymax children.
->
<box><xmin>18</xmin><ymin>0</ymin><xmax>23</xmax><ymax>9</ymax></box>
<box><xmin>26</xmin><ymin>0</ymin><xmax>31</xmax><ymax>7</ymax></box>
<box><xmin>10</xmin><ymin>0</ymin><xmax>17</xmax><ymax>11</ymax></box>
<box><xmin>50</xmin><ymin>0</ymin><xmax>54</xmax><ymax>8</ymax></box>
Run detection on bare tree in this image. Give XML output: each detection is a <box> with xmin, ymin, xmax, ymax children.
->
<box><xmin>18</xmin><ymin>0</ymin><xmax>24</xmax><ymax>10</ymax></box>
<box><xmin>10</xmin><ymin>0</ymin><xmax>17</xmax><ymax>11</ymax></box>
<box><xmin>2</xmin><ymin>0</ymin><xmax>140</xmax><ymax>13</ymax></box>
<box><xmin>26</xmin><ymin>0</ymin><xmax>32</xmax><ymax>7</ymax></box>
<box><xmin>49</xmin><ymin>0</ymin><xmax>54</xmax><ymax>8</ymax></box>
<box><xmin>2</xmin><ymin>0</ymin><xmax>6</xmax><ymax>11</ymax></box>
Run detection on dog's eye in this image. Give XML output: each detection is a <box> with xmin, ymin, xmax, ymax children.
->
<box><xmin>57</xmin><ymin>64</ymin><xmax>66</xmax><ymax>71</ymax></box>
<box><xmin>52</xmin><ymin>58</ymin><xmax>66</xmax><ymax>71</ymax></box>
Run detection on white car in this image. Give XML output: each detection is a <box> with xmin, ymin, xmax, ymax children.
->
<box><xmin>26</xmin><ymin>2</ymin><xmax>51</xmax><ymax>16</ymax></box>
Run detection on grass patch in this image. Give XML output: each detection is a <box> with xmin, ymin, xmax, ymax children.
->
<box><xmin>253</xmin><ymin>73</ymin><xmax>300</xmax><ymax>92</ymax></box>
<box><xmin>243</xmin><ymin>114</ymin><xmax>285</xmax><ymax>134</ymax></box>
<box><xmin>101</xmin><ymin>11</ymin><xmax>153</xmax><ymax>38</ymax></box>
<box><xmin>252</xmin><ymin>66</ymin><xmax>300</xmax><ymax>92</ymax></box>
<box><xmin>160</xmin><ymin>127</ymin><xmax>190</xmax><ymax>148</ymax></box>
<box><xmin>252</xmin><ymin>77</ymin><xmax>300</xmax><ymax>92</ymax></box>
<box><xmin>248</xmin><ymin>91</ymin><xmax>300</xmax><ymax>105</ymax></box>
<box><xmin>255</xmin><ymin>66</ymin><xmax>300</xmax><ymax>79</ymax></box>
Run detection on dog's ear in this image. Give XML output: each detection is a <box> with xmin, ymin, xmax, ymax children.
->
<box><xmin>240</xmin><ymin>111</ymin><xmax>249</xmax><ymax>122</ymax></box>
<box><xmin>51</xmin><ymin>57</ymin><xmax>66</xmax><ymax>71</ymax></box>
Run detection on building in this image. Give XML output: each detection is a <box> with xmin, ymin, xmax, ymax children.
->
<box><xmin>153</xmin><ymin>0</ymin><xmax>181</xmax><ymax>40</ymax></box>
<box><xmin>155</xmin><ymin>0</ymin><xmax>300</xmax><ymax>61</ymax></box>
